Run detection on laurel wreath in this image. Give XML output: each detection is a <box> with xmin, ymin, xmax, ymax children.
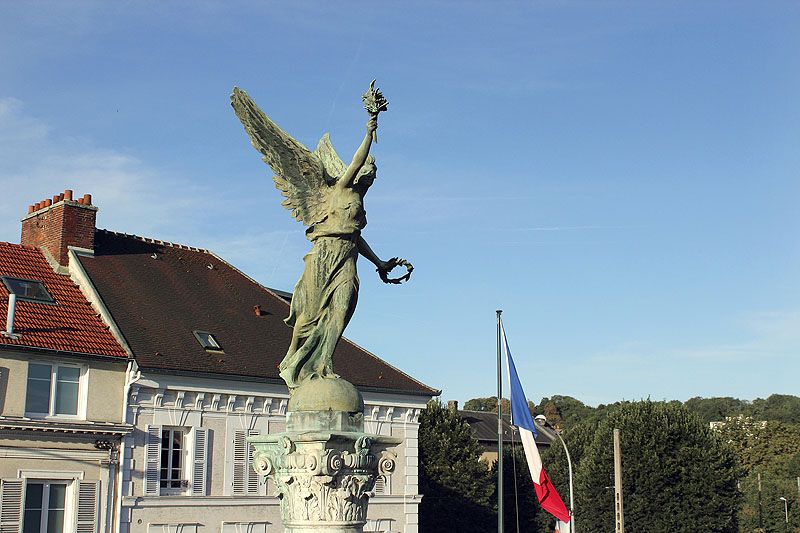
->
<box><xmin>378</xmin><ymin>258</ymin><xmax>413</xmax><ymax>285</ymax></box>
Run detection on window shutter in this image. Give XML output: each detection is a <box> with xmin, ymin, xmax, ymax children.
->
<box><xmin>191</xmin><ymin>428</ymin><xmax>209</xmax><ymax>496</ymax></box>
<box><xmin>76</xmin><ymin>481</ymin><xmax>100</xmax><ymax>533</ymax></box>
<box><xmin>246</xmin><ymin>430</ymin><xmax>260</xmax><ymax>495</ymax></box>
<box><xmin>232</xmin><ymin>430</ymin><xmax>247</xmax><ymax>495</ymax></box>
<box><xmin>0</xmin><ymin>479</ymin><xmax>23</xmax><ymax>533</ymax></box>
<box><xmin>145</xmin><ymin>424</ymin><xmax>162</xmax><ymax>496</ymax></box>
<box><xmin>233</xmin><ymin>429</ymin><xmax>261</xmax><ymax>495</ymax></box>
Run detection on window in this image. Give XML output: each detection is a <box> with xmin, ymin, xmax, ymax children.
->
<box><xmin>22</xmin><ymin>482</ymin><xmax>68</xmax><ymax>533</ymax></box>
<box><xmin>145</xmin><ymin>425</ymin><xmax>208</xmax><ymax>497</ymax></box>
<box><xmin>2</xmin><ymin>277</ymin><xmax>54</xmax><ymax>303</ymax></box>
<box><xmin>193</xmin><ymin>330</ymin><xmax>222</xmax><ymax>351</ymax></box>
<box><xmin>25</xmin><ymin>363</ymin><xmax>82</xmax><ymax>417</ymax></box>
<box><xmin>160</xmin><ymin>429</ymin><xmax>186</xmax><ymax>491</ymax></box>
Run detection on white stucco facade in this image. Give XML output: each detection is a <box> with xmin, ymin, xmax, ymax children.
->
<box><xmin>120</xmin><ymin>372</ymin><xmax>426</xmax><ymax>533</ymax></box>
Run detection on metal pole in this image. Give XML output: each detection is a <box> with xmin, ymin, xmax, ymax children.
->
<box><xmin>613</xmin><ymin>429</ymin><xmax>624</xmax><ymax>533</ymax></box>
<box><xmin>553</xmin><ymin>430</ymin><xmax>576</xmax><ymax>533</ymax></box>
<box><xmin>780</xmin><ymin>497</ymin><xmax>789</xmax><ymax>526</ymax></box>
<box><xmin>758</xmin><ymin>472</ymin><xmax>763</xmax><ymax>530</ymax></box>
<box><xmin>496</xmin><ymin>310</ymin><xmax>503</xmax><ymax>533</ymax></box>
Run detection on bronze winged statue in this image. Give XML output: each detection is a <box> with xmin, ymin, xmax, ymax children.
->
<box><xmin>231</xmin><ymin>82</ymin><xmax>412</xmax><ymax>390</ymax></box>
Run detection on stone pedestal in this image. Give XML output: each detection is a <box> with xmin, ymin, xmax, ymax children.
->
<box><xmin>249</xmin><ymin>378</ymin><xmax>400</xmax><ymax>533</ymax></box>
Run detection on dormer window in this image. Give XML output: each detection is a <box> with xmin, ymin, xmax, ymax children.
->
<box><xmin>2</xmin><ymin>276</ymin><xmax>54</xmax><ymax>303</ymax></box>
<box><xmin>193</xmin><ymin>330</ymin><xmax>222</xmax><ymax>351</ymax></box>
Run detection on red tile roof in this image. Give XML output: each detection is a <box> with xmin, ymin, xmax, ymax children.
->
<box><xmin>78</xmin><ymin>230</ymin><xmax>437</xmax><ymax>396</ymax></box>
<box><xmin>0</xmin><ymin>242</ymin><xmax>128</xmax><ymax>358</ymax></box>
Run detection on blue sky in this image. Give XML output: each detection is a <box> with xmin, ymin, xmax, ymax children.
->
<box><xmin>1</xmin><ymin>1</ymin><xmax>798</xmax><ymax>406</ymax></box>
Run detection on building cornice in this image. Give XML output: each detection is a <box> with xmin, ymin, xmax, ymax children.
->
<box><xmin>0</xmin><ymin>416</ymin><xmax>133</xmax><ymax>436</ymax></box>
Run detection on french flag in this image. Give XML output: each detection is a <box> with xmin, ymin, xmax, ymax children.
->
<box><xmin>502</xmin><ymin>322</ymin><xmax>571</xmax><ymax>524</ymax></box>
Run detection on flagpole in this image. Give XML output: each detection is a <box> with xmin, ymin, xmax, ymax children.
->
<box><xmin>496</xmin><ymin>310</ymin><xmax>503</xmax><ymax>533</ymax></box>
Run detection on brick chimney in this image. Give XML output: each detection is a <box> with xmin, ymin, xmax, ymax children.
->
<box><xmin>21</xmin><ymin>189</ymin><xmax>98</xmax><ymax>266</ymax></box>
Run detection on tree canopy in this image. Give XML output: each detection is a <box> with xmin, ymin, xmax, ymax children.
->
<box><xmin>418</xmin><ymin>399</ymin><xmax>495</xmax><ymax>532</ymax></box>
<box><xmin>576</xmin><ymin>401</ymin><xmax>740</xmax><ymax>532</ymax></box>
<box><xmin>716</xmin><ymin>417</ymin><xmax>800</xmax><ymax>531</ymax></box>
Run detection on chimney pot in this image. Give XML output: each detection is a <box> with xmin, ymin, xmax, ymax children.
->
<box><xmin>52</xmin><ymin>195</ymin><xmax>59</xmax><ymax>203</ymax></box>
<box><xmin>44</xmin><ymin>199</ymin><xmax>52</xmax><ymax>207</ymax></box>
<box><xmin>448</xmin><ymin>400</ymin><xmax>459</xmax><ymax>411</ymax></box>
<box><xmin>83</xmin><ymin>193</ymin><xmax>92</xmax><ymax>205</ymax></box>
<box><xmin>58</xmin><ymin>193</ymin><xmax>64</xmax><ymax>201</ymax></box>
<box><xmin>64</xmin><ymin>189</ymin><xmax>73</xmax><ymax>201</ymax></box>
<box><xmin>77</xmin><ymin>198</ymin><xmax>84</xmax><ymax>205</ymax></box>
<box><xmin>28</xmin><ymin>205</ymin><xmax>35</xmax><ymax>214</ymax></box>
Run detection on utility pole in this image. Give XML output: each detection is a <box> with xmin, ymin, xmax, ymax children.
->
<box><xmin>613</xmin><ymin>429</ymin><xmax>624</xmax><ymax>533</ymax></box>
<box><xmin>758</xmin><ymin>472</ymin><xmax>763</xmax><ymax>530</ymax></box>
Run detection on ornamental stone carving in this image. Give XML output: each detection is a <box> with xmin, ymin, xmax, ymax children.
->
<box><xmin>250</xmin><ymin>431</ymin><xmax>399</xmax><ymax>533</ymax></box>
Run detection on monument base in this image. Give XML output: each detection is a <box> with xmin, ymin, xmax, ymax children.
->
<box><xmin>249</xmin><ymin>378</ymin><xmax>400</xmax><ymax>533</ymax></box>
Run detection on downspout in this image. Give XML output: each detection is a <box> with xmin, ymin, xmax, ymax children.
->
<box><xmin>114</xmin><ymin>360</ymin><xmax>141</xmax><ymax>533</ymax></box>
<box><xmin>94</xmin><ymin>440</ymin><xmax>119</xmax><ymax>533</ymax></box>
<box><xmin>2</xmin><ymin>293</ymin><xmax>21</xmax><ymax>339</ymax></box>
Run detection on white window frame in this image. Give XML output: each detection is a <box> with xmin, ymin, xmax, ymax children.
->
<box><xmin>159</xmin><ymin>427</ymin><xmax>190</xmax><ymax>496</ymax></box>
<box><xmin>21</xmin><ymin>479</ymin><xmax>75</xmax><ymax>533</ymax></box>
<box><xmin>25</xmin><ymin>362</ymin><xmax>87</xmax><ymax>420</ymax></box>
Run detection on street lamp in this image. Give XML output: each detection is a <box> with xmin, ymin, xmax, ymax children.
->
<box><xmin>779</xmin><ymin>497</ymin><xmax>788</xmax><ymax>527</ymax></box>
<box><xmin>535</xmin><ymin>414</ymin><xmax>575</xmax><ymax>533</ymax></box>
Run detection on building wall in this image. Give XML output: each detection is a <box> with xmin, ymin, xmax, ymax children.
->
<box><xmin>0</xmin><ymin>349</ymin><xmax>128</xmax><ymax>533</ymax></box>
<box><xmin>0</xmin><ymin>444</ymin><xmax>113</xmax><ymax>533</ymax></box>
<box><xmin>0</xmin><ymin>350</ymin><xmax>126</xmax><ymax>423</ymax></box>
<box><xmin>121</xmin><ymin>373</ymin><xmax>427</xmax><ymax>533</ymax></box>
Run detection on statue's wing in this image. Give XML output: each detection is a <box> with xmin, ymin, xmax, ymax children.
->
<box><xmin>231</xmin><ymin>87</ymin><xmax>329</xmax><ymax>226</ymax></box>
<box><xmin>314</xmin><ymin>133</ymin><xmax>347</xmax><ymax>181</ymax></box>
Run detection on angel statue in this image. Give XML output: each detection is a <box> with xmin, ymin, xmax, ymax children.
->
<box><xmin>231</xmin><ymin>81</ymin><xmax>413</xmax><ymax>391</ymax></box>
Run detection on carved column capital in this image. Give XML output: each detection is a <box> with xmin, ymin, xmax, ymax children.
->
<box><xmin>250</xmin><ymin>431</ymin><xmax>401</xmax><ymax>532</ymax></box>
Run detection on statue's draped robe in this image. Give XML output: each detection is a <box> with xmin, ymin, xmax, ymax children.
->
<box><xmin>279</xmin><ymin>191</ymin><xmax>367</xmax><ymax>388</ymax></box>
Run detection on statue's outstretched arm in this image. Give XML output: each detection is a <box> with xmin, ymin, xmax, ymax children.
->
<box><xmin>338</xmin><ymin>117</ymin><xmax>377</xmax><ymax>189</ymax></box>
<box><xmin>357</xmin><ymin>235</ymin><xmax>385</xmax><ymax>270</ymax></box>
<box><xmin>358</xmin><ymin>236</ymin><xmax>413</xmax><ymax>285</ymax></box>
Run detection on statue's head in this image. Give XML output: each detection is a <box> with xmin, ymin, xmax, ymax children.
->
<box><xmin>354</xmin><ymin>155</ymin><xmax>376</xmax><ymax>189</ymax></box>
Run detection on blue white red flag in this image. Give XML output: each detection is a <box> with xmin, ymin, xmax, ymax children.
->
<box><xmin>502</xmin><ymin>321</ymin><xmax>571</xmax><ymax>524</ymax></box>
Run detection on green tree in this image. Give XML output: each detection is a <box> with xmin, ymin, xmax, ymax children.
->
<box><xmin>535</xmin><ymin>395</ymin><xmax>595</xmax><ymax>429</ymax></box>
<box><xmin>716</xmin><ymin>418</ymin><xmax>800</xmax><ymax>531</ymax></box>
<box><xmin>464</xmin><ymin>396</ymin><xmax>497</xmax><ymax>412</ymax></box>
<box><xmin>495</xmin><ymin>444</ymin><xmax>541</xmax><ymax>532</ymax></box>
<box><xmin>746</xmin><ymin>394</ymin><xmax>800</xmax><ymax>424</ymax></box>
<box><xmin>464</xmin><ymin>396</ymin><xmax>510</xmax><ymax>414</ymax></box>
<box><xmin>419</xmin><ymin>399</ymin><xmax>495</xmax><ymax>532</ymax></box>
<box><xmin>535</xmin><ymin>419</ymin><xmax>601</xmax><ymax>531</ymax></box>
<box><xmin>684</xmin><ymin>396</ymin><xmax>749</xmax><ymax>424</ymax></box>
<box><xmin>576</xmin><ymin>401</ymin><xmax>740</xmax><ymax>532</ymax></box>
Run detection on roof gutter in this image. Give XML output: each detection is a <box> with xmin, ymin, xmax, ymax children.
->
<box><xmin>0</xmin><ymin>343</ymin><xmax>129</xmax><ymax>362</ymax></box>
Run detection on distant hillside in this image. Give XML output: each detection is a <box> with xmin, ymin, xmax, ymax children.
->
<box><xmin>463</xmin><ymin>394</ymin><xmax>800</xmax><ymax>428</ymax></box>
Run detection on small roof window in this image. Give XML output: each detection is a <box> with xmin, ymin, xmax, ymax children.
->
<box><xmin>2</xmin><ymin>276</ymin><xmax>54</xmax><ymax>303</ymax></box>
<box><xmin>193</xmin><ymin>330</ymin><xmax>223</xmax><ymax>351</ymax></box>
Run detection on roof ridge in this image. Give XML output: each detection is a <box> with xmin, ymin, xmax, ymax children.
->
<box><xmin>96</xmin><ymin>228</ymin><xmax>211</xmax><ymax>253</ymax></box>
